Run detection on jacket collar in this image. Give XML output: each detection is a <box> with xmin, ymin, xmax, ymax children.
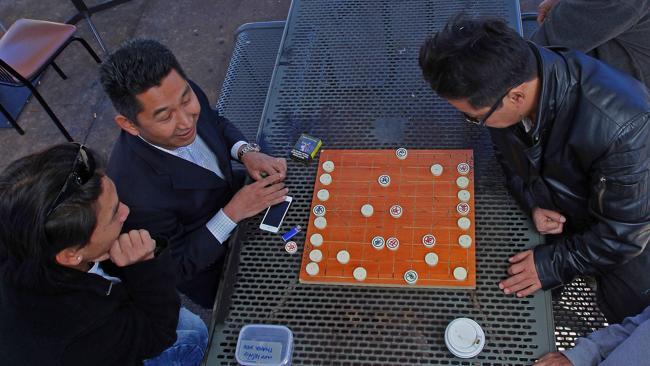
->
<box><xmin>0</xmin><ymin>254</ymin><xmax>115</xmax><ymax>297</ymax></box>
<box><xmin>122</xmin><ymin>122</ymin><xmax>231</xmax><ymax>190</ymax></box>
<box><xmin>528</xmin><ymin>42</ymin><xmax>571</xmax><ymax>142</ymax></box>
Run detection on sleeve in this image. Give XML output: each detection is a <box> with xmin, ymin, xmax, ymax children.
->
<box><xmin>489</xmin><ymin>128</ymin><xmax>538</xmax><ymax>216</ymax></box>
<box><xmin>62</xmin><ymin>249</ymin><xmax>181</xmax><ymax>365</ymax></box>
<box><xmin>562</xmin><ymin>305</ymin><xmax>650</xmax><ymax>366</ymax></box>
<box><xmin>122</xmin><ymin>205</ymin><xmax>228</xmax><ymax>283</ymax></box>
<box><xmin>494</xmin><ymin>148</ymin><xmax>538</xmax><ymax>216</ymax></box>
<box><xmin>531</xmin><ymin>0</ymin><xmax>647</xmax><ymax>53</ymax></box>
<box><xmin>534</xmin><ymin>116</ymin><xmax>650</xmax><ymax>289</ymax></box>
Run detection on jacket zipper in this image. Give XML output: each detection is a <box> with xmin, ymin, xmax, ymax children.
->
<box><xmin>598</xmin><ymin>177</ymin><xmax>606</xmax><ymax>213</ymax></box>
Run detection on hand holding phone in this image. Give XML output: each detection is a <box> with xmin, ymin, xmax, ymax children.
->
<box><xmin>259</xmin><ymin>196</ymin><xmax>293</xmax><ymax>233</ymax></box>
<box><xmin>223</xmin><ymin>173</ymin><xmax>288</xmax><ymax>223</ymax></box>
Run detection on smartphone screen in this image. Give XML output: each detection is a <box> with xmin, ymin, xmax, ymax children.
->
<box><xmin>261</xmin><ymin>199</ymin><xmax>291</xmax><ymax>229</ymax></box>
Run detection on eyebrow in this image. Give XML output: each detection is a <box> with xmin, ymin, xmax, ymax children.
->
<box><xmin>152</xmin><ymin>84</ymin><xmax>191</xmax><ymax>118</ymax></box>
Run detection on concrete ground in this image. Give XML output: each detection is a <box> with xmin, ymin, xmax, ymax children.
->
<box><xmin>0</xmin><ymin>0</ymin><xmax>292</xmax><ymax>171</ymax></box>
<box><xmin>0</xmin><ymin>0</ymin><xmax>540</xmax><ymax>321</ymax></box>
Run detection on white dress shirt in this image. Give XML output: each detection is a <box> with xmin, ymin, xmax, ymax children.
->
<box><xmin>141</xmin><ymin>135</ymin><xmax>247</xmax><ymax>244</ymax></box>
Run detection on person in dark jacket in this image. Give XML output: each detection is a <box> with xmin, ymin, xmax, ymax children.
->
<box><xmin>100</xmin><ymin>39</ymin><xmax>289</xmax><ymax>308</ymax></box>
<box><xmin>0</xmin><ymin>144</ymin><xmax>207</xmax><ymax>366</ymax></box>
<box><xmin>419</xmin><ymin>16</ymin><xmax>650</xmax><ymax>323</ymax></box>
<box><xmin>532</xmin><ymin>0</ymin><xmax>650</xmax><ymax>89</ymax></box>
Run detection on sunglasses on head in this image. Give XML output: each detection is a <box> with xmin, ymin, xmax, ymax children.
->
<box><xmin>45</xmin><ymin>143</ymin><xmax>96</xmax><ymax>218</ymax></box>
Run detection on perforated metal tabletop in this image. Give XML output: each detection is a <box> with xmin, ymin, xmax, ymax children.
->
<box><xmin>207</xmin><ymin>1</ymin><xmax>557</xmax><ymax>364</ymax></box>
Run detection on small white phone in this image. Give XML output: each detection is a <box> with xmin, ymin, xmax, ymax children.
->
<box><xmin>259</xmin><ymin>196</ymin><xmax>293</xmax><ymax>233</ymax></box>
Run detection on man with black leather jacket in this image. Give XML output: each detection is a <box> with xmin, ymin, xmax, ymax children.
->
<box><xmin>419</xmin><ymin>16</ymin><xmax>650</xmax><ymax>323</ymax></box>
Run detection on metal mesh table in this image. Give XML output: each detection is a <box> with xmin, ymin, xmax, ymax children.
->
<box><xmin>207</xmin><ymin>1</ymin><xmax>559</xmax><ymax>364</ymax></box>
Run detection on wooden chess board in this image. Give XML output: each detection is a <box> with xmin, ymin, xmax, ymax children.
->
<box><xmin>298</xmin><ymin>149</ymin><xmax>476</xmax><ymax>288</ymax></box>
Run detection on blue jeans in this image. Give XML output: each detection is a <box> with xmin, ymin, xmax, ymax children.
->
<box><xmin>144</xmin><ymin>307</ymin><xmax>209</xmax><ymax>366</ymax></box>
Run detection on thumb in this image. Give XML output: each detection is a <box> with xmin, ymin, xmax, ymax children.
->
<box><xmin>547</xmin><ymin>211</ymin><xmax>566</xmax><ymax>223</ymax></box>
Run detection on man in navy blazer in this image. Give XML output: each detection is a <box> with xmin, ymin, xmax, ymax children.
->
<box><xmin>100</xmin><ymin>39</ymin><xmax>288</xmax><ymax>308</ymax></box>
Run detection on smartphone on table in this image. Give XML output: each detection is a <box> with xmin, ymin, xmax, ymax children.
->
<box><xmin>259</xmin><ymin>196</ymin><xmax>293</xmax><ymax>233</ymax></box>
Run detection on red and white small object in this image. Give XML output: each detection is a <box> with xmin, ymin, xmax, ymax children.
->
<box><xmin>284</xmin><ymin>241</ymin><xmax>298</xmax><ymax>254</ymax></box>
<box><xmin>456</xmin><ymin>202</ymin><xmax>470</xmax><ymax>216</ymax></box>
<box><xmin>386</xmin><ymin>237</ymin><xmax>400</xmax><ymax>251</ymax></box>
<box><xmin>422</xmin><ymin>234</ymin><xmax>436</xmax><ymax>248</ymax></box>
<box><xmin>457</xmin><ymin>162</ymin><xmax>471</xmax><ymax>175</ymax></box>
<box><xmin>390</xmin><ymin>204</ymin><xmax>403</xmax><ymax>218</ymax></box>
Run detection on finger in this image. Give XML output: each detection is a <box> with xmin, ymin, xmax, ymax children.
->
<box><xmin>250</xmin><ymin>169</ymin><xmax>264</xmax><ymax>181</ymax></box>
<box><xmin>546</xmin><ymin>224</ymin><xmax>564</xmax><ymax>235</ymax></box>
<box><xmin>256</xmin><ymin>172</ymin><xmax>284</xmax><ymax>186</ymax></box>
<box><xmin>128</xmin><ymin>229</ymin><xmax>144</xmax><ymax>249</ymax></box>
<box><xmin>499</xmin><ymin>273</ymin><xmax>521</xmax><ymax>291</ymax></box>
<box><xmin>138</xmin><ymin>229</ymin><xmax>154</xmax><ymax>249</ymax></box>
<box><xmin>507</xmin><ymin>262</ymin><xmax>524</xmax><ymax>276</ymax></box>
<box><xmin>260</xmin><ymin>182</ymin><xmax>286</xmax><ymax>196</ymax></box>
<box><xmin>516</xmin><ymin>281</ymin><xmax>542</xmax><ymax>297</ymax></box>
<box><xmin>540</xmin><ymin>219</ymin><xmax>560</xmax><ymax>232</ymax></box>
<box><xmin>268</xmin><ymin>194</ymin><xmax>289</xmax><ymax>207</ymax></box>
<box><xmin>508</xmin><ymin>250</ymin><xmax>531</xmax><ymax>263</ymax></box>
<box><xmin>503</xmin><ymin>275</ymin><xmax>535</xmax><ymax>294</ymax></box>
<box><xmin>546</xmin><ymin>210</ymin><xmax>566</xmax><ymax>223</ymax></box>
<box><xmin>274</xmin><ymin>158</ymin><xmax>287</xmax><ymax>174</ymax></box>
<box><xmin>264</xmin><ymin>187</ymin><xmax>290</xmax><ymax>204</ymax></box>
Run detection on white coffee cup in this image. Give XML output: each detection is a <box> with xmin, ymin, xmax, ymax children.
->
<box><xmin>444</xmin><ymin>317</ymin><xmax>485</xmax><ymax>358</ymax></box>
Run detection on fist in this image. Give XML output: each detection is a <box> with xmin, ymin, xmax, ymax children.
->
<box><xmin>532</xmin><ymin>207</ymin><xmax>566</xmax><ymax>235</ymax></box>
<box><xmin>109</xmin><ymin>229</ymin><xmax>156</xmax><ymax>267</ymax></box>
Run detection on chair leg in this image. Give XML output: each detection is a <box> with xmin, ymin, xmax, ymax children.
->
<box><xmin>0</xmin><ymin>102</ymin><xmax>25</xmax><ymax>135</ymax></box>
<box><xmin>72</xmin><ymin>37</ymin><xmax>102</xmax><ymax>63</ymax></box>
<box><xmin>22</xmin><ymin>82</ymin><xmax>73</xmax><ymax>142</ymax></box>
<box><xmin>51</xmin><ymin>61</ymin><xmax>68</xmax><ymax>80</ymax></box>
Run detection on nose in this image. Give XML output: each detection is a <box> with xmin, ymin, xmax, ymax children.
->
<box><xmin>119</xmin><ymin>202</ymin><xmax>130</xmax><ymax>222</ymax></box>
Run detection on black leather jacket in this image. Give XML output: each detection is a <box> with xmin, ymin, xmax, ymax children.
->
<box><xmin>490</xmin><ymin>44</ymin><xmax>650</xmax><ymax>289</ymax></box>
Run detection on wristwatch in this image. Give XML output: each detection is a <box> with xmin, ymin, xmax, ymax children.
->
<box><xmin>237</xmin><ymin>142</ymin><xmax>261</xmax><ymax>160</ymax></box>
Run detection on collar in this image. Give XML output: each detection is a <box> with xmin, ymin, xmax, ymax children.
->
<box><xmin>526</xmin><ymin>42</ymin><xmax>571</xmax><ymax>143</ymax></box>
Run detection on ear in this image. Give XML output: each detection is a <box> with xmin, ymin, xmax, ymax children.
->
<box><xmin>115</xmin><ymin>115</ymin><xmax>140</xmax><ymax>136</ymax></box>
<box><xmin>55</xmin><ymin>247</ymin><xmax>83</xmax><ymax>268</ymax></box>
<box><xmin>508</xmin><ymin>85</ymin><xmax>527</xmax><ymax>106</ymax></box>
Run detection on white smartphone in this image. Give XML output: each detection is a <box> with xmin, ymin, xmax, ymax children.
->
<box><xmin>259</xmin><ymin>196</ymin><xmax>293</xmax><ymax>233</ymax></box>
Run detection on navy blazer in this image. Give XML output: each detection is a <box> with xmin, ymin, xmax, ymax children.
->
<box><xmin>107</xmin><ymin>81</ymin><xmax>246</xmax><ymax>283</ymax></box>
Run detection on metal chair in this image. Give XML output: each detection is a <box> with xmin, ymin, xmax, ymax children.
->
<box><xmin>0</xmin><ymin>19</ymin><xmax>101</xmax><ymax>141</ymax></box>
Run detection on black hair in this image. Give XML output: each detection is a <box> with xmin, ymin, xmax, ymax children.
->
<box><xmin>0</xmin><ymin>144</ymin><xmax>105</xmax><ymax>264</ymax></box>
<box><xmin>419</xmin><ymin>16</ymin><xmax>536</xmax><ymax>108</ymax></box>
<box><xmin>99</xmin><ymin>38</ymin><xmax>187</xmax><ymax>123</ymax></box>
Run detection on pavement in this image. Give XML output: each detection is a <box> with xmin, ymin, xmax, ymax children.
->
<box><xmin>0</xmin><ymin>0</ymin><xmax>540</xmax><ymax>322</ymax></box>
<box><xmin>0</xmin><ymin>0</ymin><xmax>293</xmax><ymax>171</ymax></box>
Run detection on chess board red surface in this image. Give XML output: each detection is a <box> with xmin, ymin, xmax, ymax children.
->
<box><xmin>299</xmin><ymin>149</ymin><xmax>476</xmax><ymax>288</ymax></box>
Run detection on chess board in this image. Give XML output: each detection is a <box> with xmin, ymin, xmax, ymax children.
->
<box><xmin>298</xmin><ymin>149</ymin><xmax>476</xmax><ymax>288</ymax></box>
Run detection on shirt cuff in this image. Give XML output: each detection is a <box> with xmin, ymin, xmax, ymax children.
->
<box><xmin>206</xmin><ymin>209</ymin><xmax>237</xmax><ymax>244</ymax></box>
<box><xmin>562</xmin><ymin>339</ymin><xmax>602</xmax><ymax>366</ymax></box>
<box><xmin>231</xmin><ymin>141</ymin><xmax>248</xmax><ymax>160</ymax></box>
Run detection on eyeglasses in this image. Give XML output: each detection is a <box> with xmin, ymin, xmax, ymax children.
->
<box><xmin>45</xmin><ymin>143</ymin><xmax>96</xmax><ymax>218</ymax></box>
<box><xmin>463</xmin><ymin>88</ymin><xmax>512</xmax><ymax>127</ymax></box>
